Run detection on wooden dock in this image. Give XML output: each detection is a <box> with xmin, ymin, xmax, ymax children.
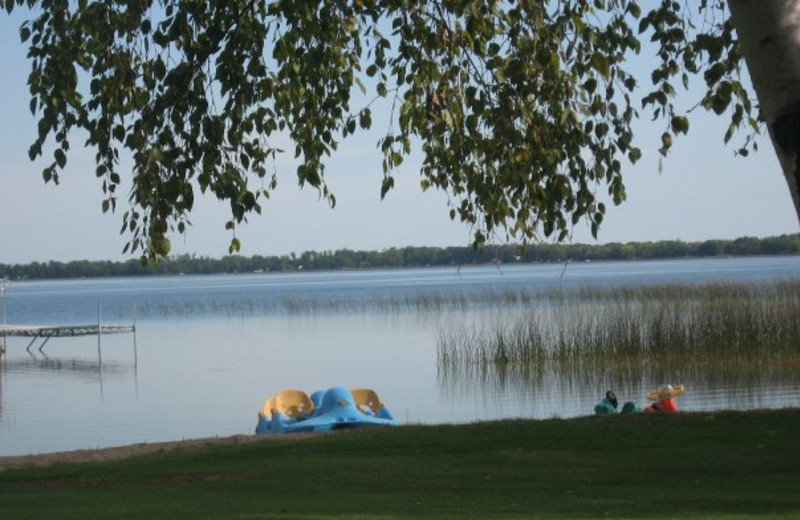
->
<box><xmin>0</xmin><ymin>283</ymin><xmax>137</xmax><ymax>356</ymax></box>
<box><xmin>1</xmin><ymin>324</ymin><xmax>135</xmax><ymax>353</ymax></box>
<box><xmin>0</xmin><ymin>324</ymin><xmax>134</xmax><ymax>337</ymax></box>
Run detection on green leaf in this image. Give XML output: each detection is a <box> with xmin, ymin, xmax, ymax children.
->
<box><xmin>113</xmin><ymin>125</ymin><xmax>125</xmax><ymax>142</ymax></box>
<box><xmin>670</xmin><ymin>116</ymin><xmax>689</xmax><ymax>135</ymax></box>
<box><xmin>661</xmin><ymin>132</ymin><xmax>672</xmax><ymax>150</ymax></box>
<box><xmin>590</xmin><ymin>52</ymin><xmax>611</xmax><ymax>81</ymax></box>
<box><xmin>359</xmin><ymin>108</ymin><xmax>372</xmax><ymax>129</ymax></box>
<box><xmin>354</xmin><ymin>77</ymin><xmax>366</xmax><ymax>94</ymax></box>
<box><xmin>380</xmin><ymin>176</ymin><xmax>394</xmax><ymax>199</ymax></box>
<box><xmin>392</xmin><ymin>152</ymin><xmax>403</xmax><ymax>167</ymax></box>
<box><xmin>54</xmin><ymin>149</ymin><xmax>66</xmax><ymax>169</ymax></box>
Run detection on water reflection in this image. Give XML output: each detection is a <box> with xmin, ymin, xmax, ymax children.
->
<box><xmin>0</xmin><ymin>349</ymin><xmax>137</xmax><ymax>432</ymax></box>
<box><xmin>437</xmin><ymin>357</ymin><xmax>800</xmax><ymax>417</ymax></box>
<box><xmin>0</xmin><ymin>353</ymin><xmax>133</xmax><ymax>381</ymax></box>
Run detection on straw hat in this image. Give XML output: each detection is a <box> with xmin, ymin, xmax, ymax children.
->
<box><xmin>646</xmin><ymin>384</ymin><xmax>685</xmax><ymax>401</ymax></box>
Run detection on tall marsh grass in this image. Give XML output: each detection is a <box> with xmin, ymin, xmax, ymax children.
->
<box><xmin>128</xmin><ymin>288</ymin><xmax>528</xmax><ymax>319</ymax></box>
<box><xmin>436</xmin><ymin>281</ymin><xmax>800</xmax><ymax>370</ymax></box>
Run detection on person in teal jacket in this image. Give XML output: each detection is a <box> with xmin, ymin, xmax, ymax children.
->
<box><xmin>594</xmin><ymin>390</ymin><xmax>619</xmax><ymax>415</ymax></box>
<box><xmin>594</xmin><ymin>390</ymin><xmax>643</xmax><ymax>415</ymax></box>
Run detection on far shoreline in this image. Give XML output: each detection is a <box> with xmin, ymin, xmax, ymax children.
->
<box><xmin>2</xmin><ymin>233</ymin><xmax>798</xmax><ymax>282</ymax></box>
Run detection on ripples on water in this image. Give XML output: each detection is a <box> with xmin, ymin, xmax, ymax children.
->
<box><xmin>1</xmin><ymin>256</ymin><xmax>799</xmax><ymax>456</ymax></box>
<box><xmin>437</xmin><ymin>356</ymin><xmax>800</xmax><ymax>419</ymax></box>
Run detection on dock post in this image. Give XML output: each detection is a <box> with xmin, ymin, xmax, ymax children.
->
<box><xmin>2</xmin><ymin>303</ymin><xmax>6</xmax><ymax>354</ymax></box>
<box><xmin>25</xmin><ymin>334</ymin><xmax>40</xmax><ymax>353</ymax></box>
<box><xmin>97</xmin><ymin>302</ymin><xmax>103</xmax><ymax>366</ymax></box>
<box><xmin>132</xmin><ymin>301</ymin><xmax>138</xmax><ymax>369</ymax></box>
<box><xmin>132</xmin><ymin>301</ymin><xmax>138</xmax><ymax>397</ymax></box>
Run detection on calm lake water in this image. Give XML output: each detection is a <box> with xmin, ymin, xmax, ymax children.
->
<box><xmin>1</xmin><ymin>256</ymin><xmax>799</xmax><ymax>456</ymax></box>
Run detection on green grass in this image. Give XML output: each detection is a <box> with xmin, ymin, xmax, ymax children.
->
<box><xmin>1</xmin><ymin>409</ymin><xmax>799</xmax><ymax>519</ymax></box>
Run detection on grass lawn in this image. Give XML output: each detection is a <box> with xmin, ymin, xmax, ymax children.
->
<box><xmin>1</xmin><ymin>409</ymin><xmax>798</xmax><ymax>519</ymax></box>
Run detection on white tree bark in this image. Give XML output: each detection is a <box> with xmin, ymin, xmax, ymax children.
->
<box><xmin>728</xmin><ymin>0</ymin><xmax>800</xmax><ymax>224</ymax></box>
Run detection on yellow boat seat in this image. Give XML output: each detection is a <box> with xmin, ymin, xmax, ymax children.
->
<box><xmin>260</xmin><ymin>397</ymin><xmax>277</xmax><ymax>420</ymax></box>
<box><xmin>351</xmin><ymin>388</ymin><xmax>384</xmax><ymax>415</ymax></box>
<box><xmin>275</xmin><ymin>389</ymin><xmax>315</xmax><ymax>419</ymax></box>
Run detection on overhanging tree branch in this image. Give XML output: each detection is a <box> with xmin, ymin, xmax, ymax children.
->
<box><xmin>4</xmin><ymin>0</ymin><xmax>798</xmax><ymax>262</ymax></box>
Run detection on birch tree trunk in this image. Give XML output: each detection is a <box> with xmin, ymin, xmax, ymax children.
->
<box><xmin>728</xmin><ymin>0</ymin><xmax>800</xmax><ymax>224</ymax></box>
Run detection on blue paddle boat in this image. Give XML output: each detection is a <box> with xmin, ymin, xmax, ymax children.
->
<box><xmin>255</xmin><ymin>387</ymin><xmax>397</xmax><ymax>434</ymax></box>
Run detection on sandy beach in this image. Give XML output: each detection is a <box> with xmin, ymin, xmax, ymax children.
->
<box><xmin>0</xmin><ymin>434</ymin><xmax>289</xmax><ymax>472</ymax></box>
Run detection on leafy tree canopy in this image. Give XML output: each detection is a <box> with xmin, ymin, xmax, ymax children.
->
<box><xmin>4</xmin><ymin>0</ymin><xmax>754</xmax><ymax>261</ymax></box>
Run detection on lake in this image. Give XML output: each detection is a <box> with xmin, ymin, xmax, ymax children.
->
<box><xmin>1</xmin><ymin>256</ymin><xmax>799</xmax><ymax>456</ymax></box>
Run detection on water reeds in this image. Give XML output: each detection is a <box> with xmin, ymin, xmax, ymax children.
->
<box><xmin>123</xmin><ymin>287</ymin><xmax>528</xmax><ymax>319</ymax></box>
<box><xmin>436</xmin><ymin>280</ymin><xmax>800</xmax><ymax>370</ymax></box>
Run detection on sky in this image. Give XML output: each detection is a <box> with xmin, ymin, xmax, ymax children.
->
<box><xmin>1</xmin><ymin>9</ymin><xmax>798</xmax><ymax>265</ymax></box>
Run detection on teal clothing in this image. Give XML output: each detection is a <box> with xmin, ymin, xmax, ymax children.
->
<box><xmin>594</xmin><ymin>398</ymin><xmax>617</xmax><ymax>415</ymax></box>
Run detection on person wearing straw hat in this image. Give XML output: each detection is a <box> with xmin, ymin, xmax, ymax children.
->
<box><xmin>644</xmin><ymin>384</ymin><xmax>685</xmax><ymax>414</ymax></box>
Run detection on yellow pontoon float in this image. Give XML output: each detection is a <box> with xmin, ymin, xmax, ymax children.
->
<box><xmin>255</xmin><ymin>387</ymin><xmax>396</xmax><ymax>434</ymax></box>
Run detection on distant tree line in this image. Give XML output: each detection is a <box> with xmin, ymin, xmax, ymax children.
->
<box><xmin>2</xmin><ymin>234</ymin><xmax>799</xmax><ymax>281</ymax></box>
